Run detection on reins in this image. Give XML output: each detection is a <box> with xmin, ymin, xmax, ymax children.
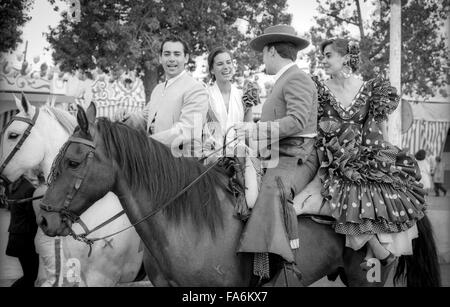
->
<box><xmin>44</xmin><ymin>126</ymin><xmax>240</xmax><ymax>256</ymax></box>
<box><xmin>1</xmin><ymin>194</ymin><xmax>44</xmax><ymax>205</ymax></box>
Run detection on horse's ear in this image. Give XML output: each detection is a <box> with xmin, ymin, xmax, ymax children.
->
<box><xmin>20</xmin><ymin>93</ymin><xmax>35</xmax><ymax>116</ymax></box>
<box><xmin>13</xmin><ymin>94</ymin><xmax>24</xmax><ymax>113</ymax></box>
<box><xmin>76</xmin><ymin>104</ymin><xmax>90</xmax><ymax>135</ymax></box>
<box><xmin>85</xmin><ymin>101</ymin><xmax>96</xmax><ymax>124</ymax></box>
<box><xmin>50</xmin><ymin>95</ymin><xmax>56</xmax><ymax>108</ymax></box>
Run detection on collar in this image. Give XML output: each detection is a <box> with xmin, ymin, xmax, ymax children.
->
<box><xmin>164</xmin><ymin>70</ymin><xmax>186</xmax><ymax>89</ymax></box>
<box><xmin>273</xmin><ymin>62</ymin><xmax>296</xmax><ymax>83</ymax></box>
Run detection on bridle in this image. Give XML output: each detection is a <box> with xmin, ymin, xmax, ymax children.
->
<box><xmin>0</xmin><ymin>108</ymin><xmax>40</xmax><ymax>187</ymax></box>
<box><xmin>0</xmin><ymin>109</ymin><xmax>46</xmax><ymax>208</ymax></box>
<box><xmin>39</xmin><ymin>127</ymin><xmax>238</xmax><ymax>256</ymax></box>
<box><xmin>39</xmin><ymin>136</ymin><xmax>98</xmax><ymax>239</ymax></box>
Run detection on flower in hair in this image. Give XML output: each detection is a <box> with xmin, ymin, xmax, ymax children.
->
<box><xmin>347</xmin><ymin>40</ymin><xmax>360</xmax><ymax>55</ymax></box>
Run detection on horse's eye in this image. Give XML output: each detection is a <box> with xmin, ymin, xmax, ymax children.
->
<box><xmin>8</xmin><ymin>132</ymin><xmax>19</xmax><ymax>140</ymax></box>
<box><xmin>68</xmin><ymin>160</ymin><xmax>81</xmax><ymax>169</ymax></box>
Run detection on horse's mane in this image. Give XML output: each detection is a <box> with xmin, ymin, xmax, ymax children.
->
<box><xmin>96</xmin><ymin>118</ymin><xmax>228</xmax><ymax>236</ymax></box>
<box><xmin>41</xmin><ymin>106</ymin><xmax>77</xmax><ymax>134</ymax></box>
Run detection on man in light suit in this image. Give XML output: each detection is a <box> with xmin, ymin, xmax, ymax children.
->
<box><xmin>234</xmin><ymin>25</ymin><xmax>319</xmax><ymax>285</ymax></box>
<box><xmin>117</xmin><ymin>35</ymin><xmax>209</xmax><ymax>158</ymax></box>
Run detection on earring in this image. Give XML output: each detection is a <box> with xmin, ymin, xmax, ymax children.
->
<box><xmin>341</xmin><ymin>63</ymin><xmax>352</xmax><ymax>79</ymax></box>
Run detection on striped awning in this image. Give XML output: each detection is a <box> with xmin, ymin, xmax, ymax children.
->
<box><xmin>402</xmin><ymin>119</ymin><xmax>450</xmax><ymax>157</ymax></box>
<box><xmin>401</xmin><ymin>101</ymin><xmax>450</xmax><ymax>157</ymax></box>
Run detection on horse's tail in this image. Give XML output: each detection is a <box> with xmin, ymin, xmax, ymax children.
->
<box><xmin>393</xmin><ymin>214</ymin><xmax>441</xmax><ymax>287</ymax></box>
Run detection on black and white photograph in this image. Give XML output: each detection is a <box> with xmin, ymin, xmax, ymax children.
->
<box><xmin>0</xmin><ymin>0</ymin><xmax>449</xmax><ymax>289</ymax></box>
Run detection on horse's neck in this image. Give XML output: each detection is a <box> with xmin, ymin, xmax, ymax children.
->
<box><xmin>113</xmin><ymin>175</ymin><xmax>249</xmax><ymax>286</ymax></box>
<box><xmin>113</xmin><ymin>177</ymin><xmax>169</xmax><ymax>263</ymax></box>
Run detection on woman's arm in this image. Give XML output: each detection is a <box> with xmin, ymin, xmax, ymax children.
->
<box><xmin>243</xmin><ymin>108</ymin><xmax>253</xmax><ymax>122</ymax></box>
<box><xmin>379</xmin><ymin>121</ymin><xmax>388</xmax><ymax>139</ymax></box>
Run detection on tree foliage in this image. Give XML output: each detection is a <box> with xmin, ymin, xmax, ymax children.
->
<box><xmin>46</xmin><ymin>0</ymin><xmax>291</xmax><ymax>100</ymax></box>
<box><xmin>308</xmin><ymin>0</ymin><xmax>449</xmax><ymax>97</ymax></box>
<box><xmin>0</xmin><ymin>0</ymin><xmax>32</xmax><ymax>53</ymax></box>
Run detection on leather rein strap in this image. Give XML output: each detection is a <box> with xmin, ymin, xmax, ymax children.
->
<box><xmin>40</xmin><ymin>136</ymin><xmax>96</xmax><ymax>222</ymax></box>
<box><xmin>0</xmin><ymin>108</ymin><xmax>40</xmax><ymax>187</ymax></box>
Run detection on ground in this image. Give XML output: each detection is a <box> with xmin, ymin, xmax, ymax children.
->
<box><xmin>1</xmin><ymin>195</ymin><xmax>449</xmax><ymax>287</ymax></box>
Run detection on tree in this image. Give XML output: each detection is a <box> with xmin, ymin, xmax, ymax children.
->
<box><xmin>46</xmin><ymin>0</ymin><xmax>291</xmax><ymax>101</ymax></box>
<box><xmin>0</xmin><ymin>0</ymin><xmax>32</xmax><ymax>53</ymax></box>
<box><xmin>308</xmin><ymin>0</ymin><xmax>449</xmax><ymax>97</ymax></box>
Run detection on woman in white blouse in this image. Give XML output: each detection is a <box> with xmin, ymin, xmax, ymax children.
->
<box><xmin>204</xmin><ymin>47</ymin><xmax>260</xmax><ymax>210</ymax></box>
<box><xmin>205</xmin><ymin>47</ymin><xmax>254</xmax><ymax>150</ymax></box>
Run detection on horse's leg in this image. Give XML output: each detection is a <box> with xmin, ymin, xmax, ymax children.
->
<box><xmin>33</xmin><ymin>186</ymin><xmax>61</xmax><ymax>286</ymax></box>
<box><xmin>33</xmin><ymin>228</ymin><xmax>65</xmax><ymax>286</ymax></box>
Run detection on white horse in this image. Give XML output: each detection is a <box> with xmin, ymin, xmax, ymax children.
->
<box><xmin>0</xmin><ymin>95</ymin><xmax>144</xmax><ymax>286</ymax></box>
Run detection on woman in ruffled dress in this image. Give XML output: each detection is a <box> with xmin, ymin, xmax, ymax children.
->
<box><xmin>315</xmin><ymin>38</ymin><xmax>426</xmax><ymax>271</ymax></box>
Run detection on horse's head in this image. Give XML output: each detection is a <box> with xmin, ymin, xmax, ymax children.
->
<box><xmin>0</xmin><ymin>94</ymin><xmax>44</xmax><ymax>185</ymax></box>
<box><xmin>38</xmin><ymin>102</ymin><xmax>116</xmax><ymax>237</ymax></box>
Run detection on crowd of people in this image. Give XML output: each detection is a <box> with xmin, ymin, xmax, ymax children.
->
<box><xmin>114</xmin><ymin>24</ymin><xmax>432</xmax><ymax>285</ymax></box>
<box><xmin>2</xmin><ymin>23</ymin><xmax>447</xmax><ymax>287</ymax></box>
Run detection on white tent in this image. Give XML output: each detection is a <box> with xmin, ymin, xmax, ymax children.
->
<box><xmin>402</xmin><ymin>100</ymin><xmax>450</xmax><ymax>157</ymax></box>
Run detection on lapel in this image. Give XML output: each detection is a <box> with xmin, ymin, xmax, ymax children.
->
<box><xmin>208</xmin><ymin>83</ymin><xmax>228</xmax><ymax>128</ymax></box>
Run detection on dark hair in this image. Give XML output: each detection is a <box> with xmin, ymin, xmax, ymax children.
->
<box><xmin>266</xmin><ymin>42</ymin><xmax>298</xmax><ymax>61</ymax></box>
<box><xmin>160</xmin><ymin>35</ymin><xmax>190</xmax><ymax>56</ymax></box>
<box><xmin>415</xmin><ymin>149</ymin><xmax>426</xmax><ymax>161</ymax></box>
<box><xmin>84</xmin><ymin>70</ymin><xmax>93</xmax><ymax>80</ymax></box>
<box><xmin>207</xmin><ymin>47</ymin><xmax>232</xmax><ymax>82</ymax></box>
<box><xmin>320</xmin><ymin>38</ymin><xmax>360</xmax><ymax>72</ymax></box>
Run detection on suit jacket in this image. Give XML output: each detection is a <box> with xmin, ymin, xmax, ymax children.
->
<box><xmin>7</xmin><ymin>177</ymin><xmax>37</xmax><ymax>234</ymax></box>
<box><xmin>254</xmin><ymin>65</ymin><xmax>317</xmax><ymax>161</ymax></box>
<box><xmin>138</xmin><ymin>72</ymin><xmax>209</xmax><ymax>157</ymax></box>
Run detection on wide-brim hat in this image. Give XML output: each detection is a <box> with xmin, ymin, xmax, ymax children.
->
<box><xmin>250</xmin><ymin>24</ymin><xmax>309</xmax><ymax>52</ymax></box>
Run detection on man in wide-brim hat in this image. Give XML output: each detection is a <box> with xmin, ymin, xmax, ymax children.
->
<box><xmin>234</xmin><ymin>24</ymin><xmax>319</xmax><ymax>286</ymax></box>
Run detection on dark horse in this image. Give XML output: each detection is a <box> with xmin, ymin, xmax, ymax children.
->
<box><xmin>37</xmin><ymin>103</ymin><xmax>440</xmax><ymax>287</ymax></box>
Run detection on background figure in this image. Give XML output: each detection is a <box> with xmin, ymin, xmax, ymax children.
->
<box><xmin>432</xmin><ymin>156</ymin><xmax>447</xmax><ymax>197</ymax></box>
<box><xmin>5</xmin><ymin>176</ymin><xmax>39</xmax><ymax>287</ymax></box>
<box><xmin>205</xmin><ymin>48</ymin><xmax>248</xmax><ymax>147</ymax></box>
<box><xmin>203</xmin><ymin>46</ymin><xmax>260</xmax><ymax>214</ymax></box>
<box><xmin>116</xmin><ymin>35</ymin><xmax>209</xmax><ymax>159</ymax></box>
<box><xmin>427</xmin><ymin>150</ymin><xmax>436</xmax><ymax>192</ymax></box>
<box><xmin>204</xmin><ymin>46</ymin><xmax>257</xmax><ymax>155</ymax></box>
<box><xmin>415</xmin><ymin>149</ymin><xmax>432</xmax><ymax>191</ymax></box>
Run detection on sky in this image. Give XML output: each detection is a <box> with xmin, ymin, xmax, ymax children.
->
<box><xmin>10</xmin><ymin>0</ymin><xmax>373</xmax><ymax>66</ymax></box>
<box><xmin>10</xmin><ymin>0</ymin><xmax>321</xmax><ymax>65</ymax></box>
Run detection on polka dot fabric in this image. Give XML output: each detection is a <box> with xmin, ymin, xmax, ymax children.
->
<box><xmin>313</xmin><ymin>76</ymin><xmax>426</xmax><ymax>236</ymax></box>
